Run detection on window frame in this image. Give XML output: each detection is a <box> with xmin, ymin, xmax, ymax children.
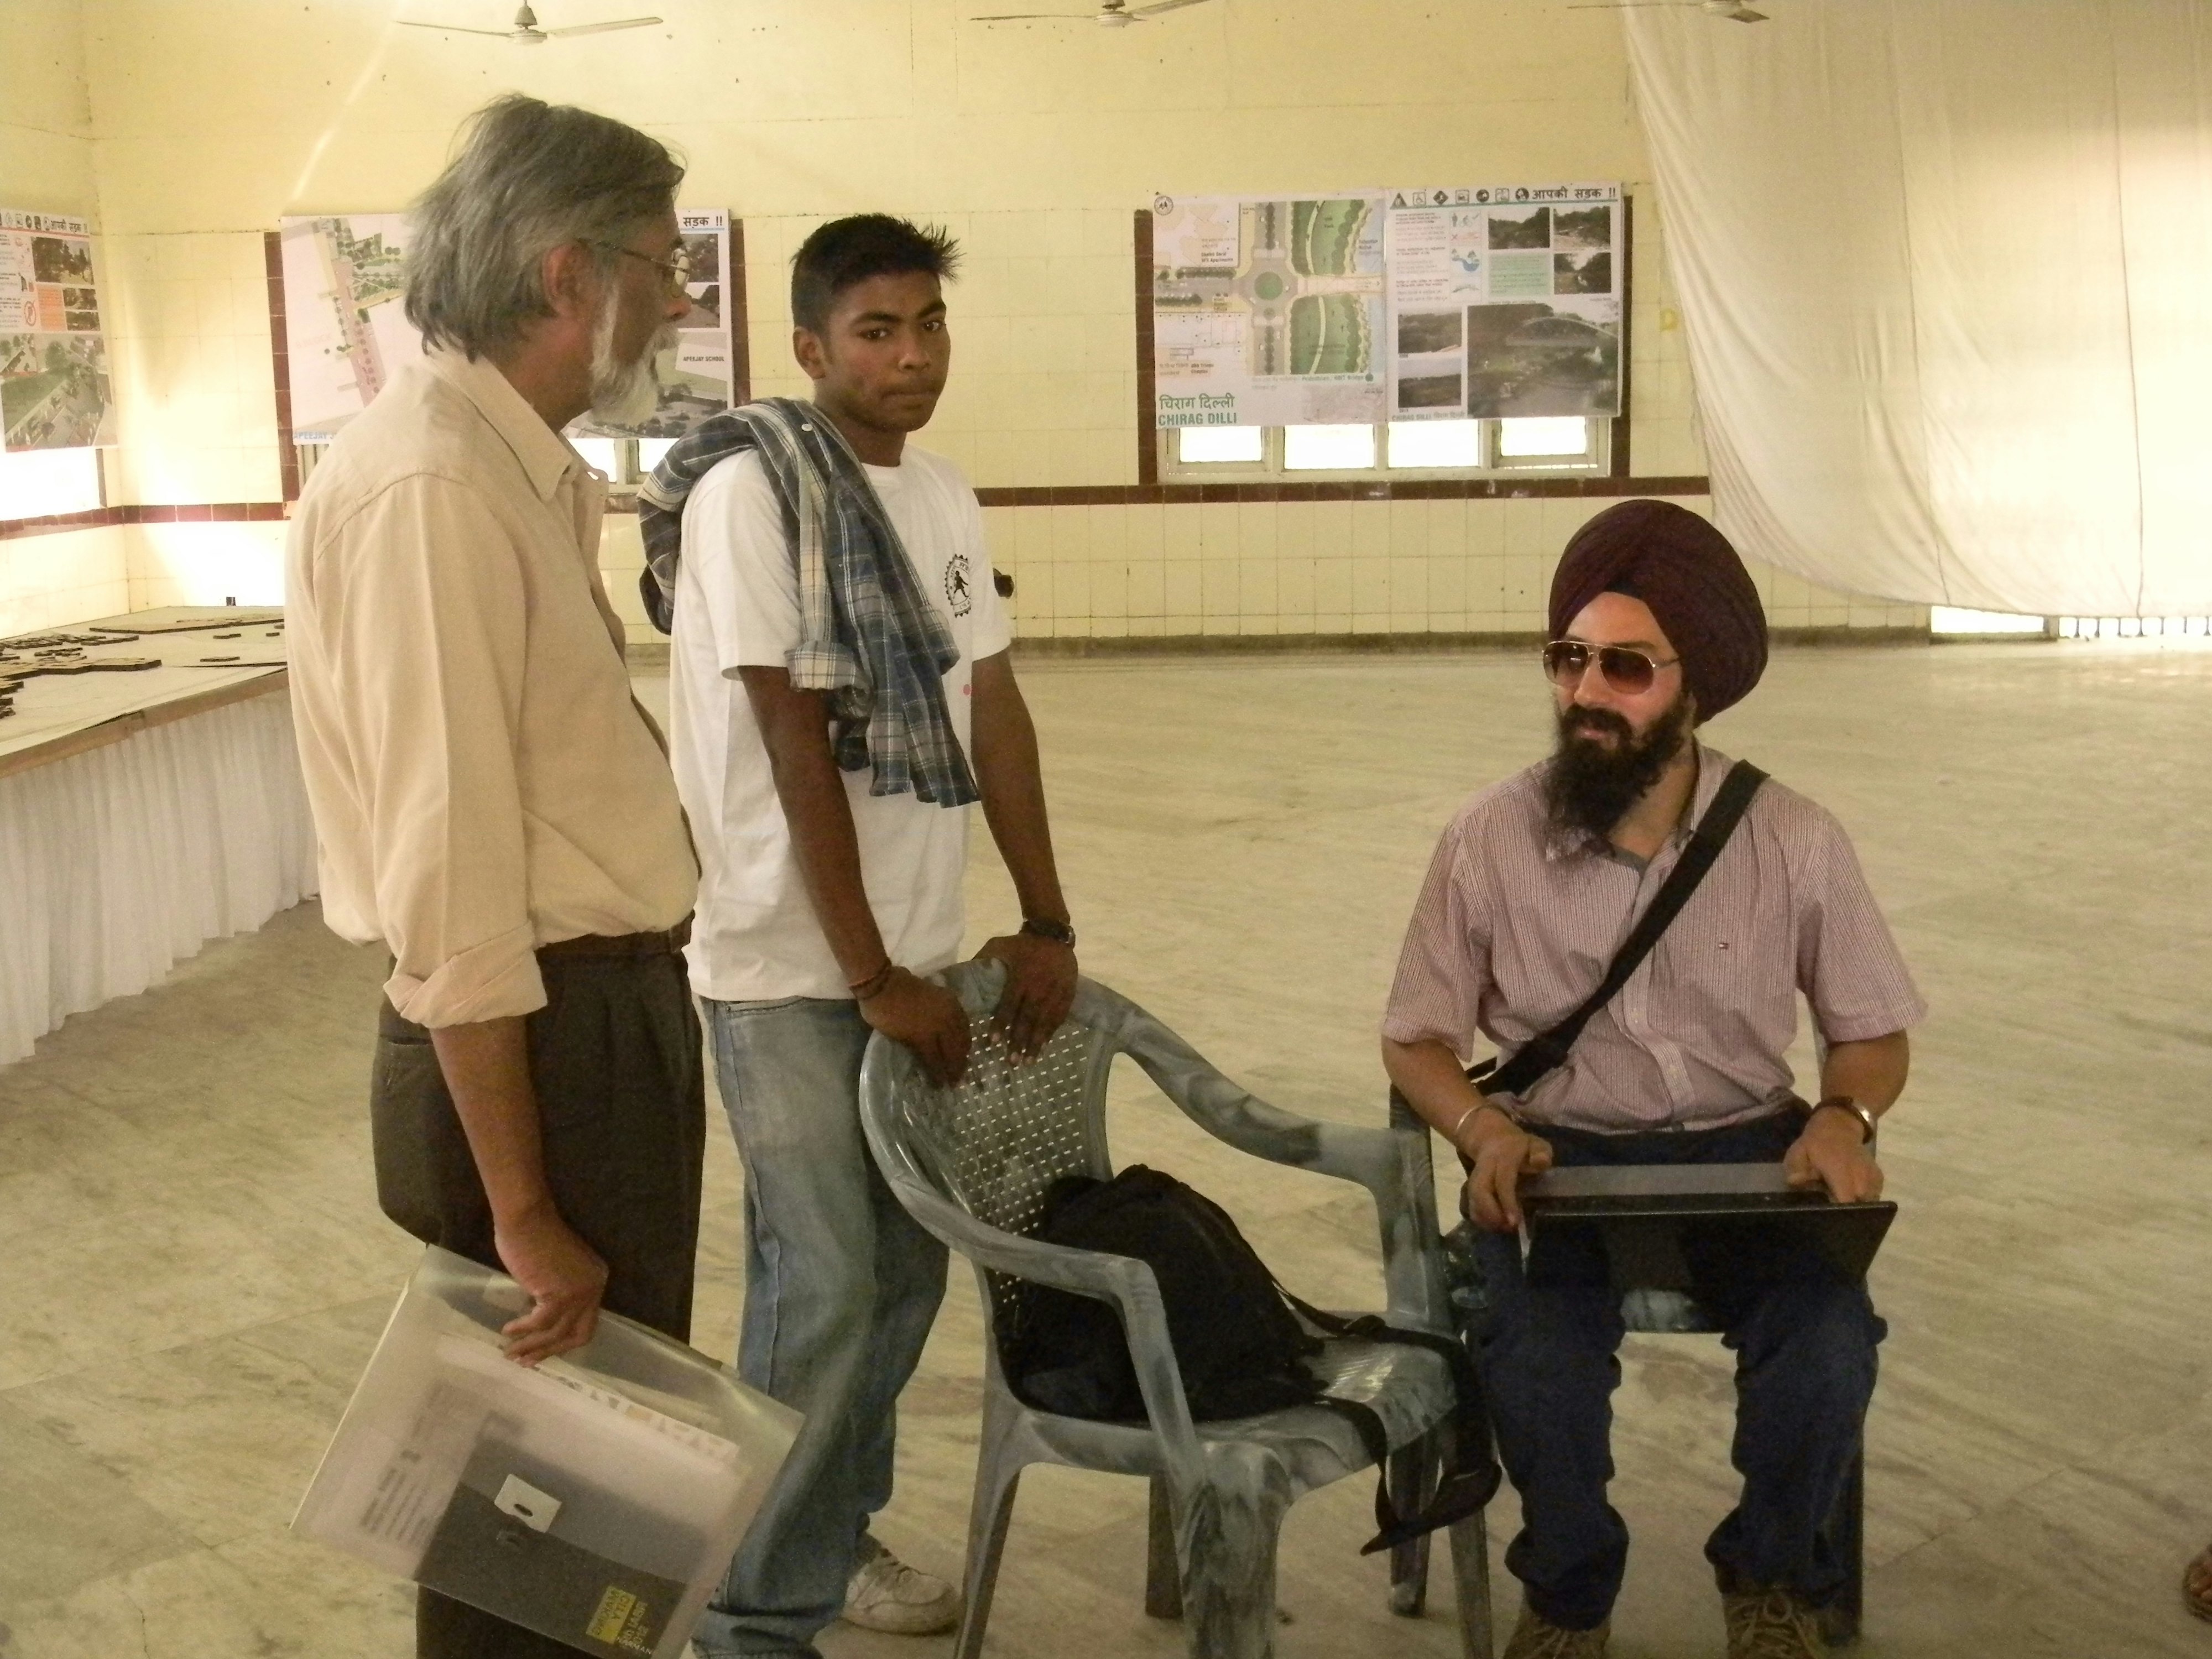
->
<box><xmin>0</xmin><ymin>446</ymin><xmax>108</xmax><ymax>523</ymax></box>
<box><xmin>1156</xmin><ymin>416</ymin><xmax>1612</xmax><ymax>484</ymax></box>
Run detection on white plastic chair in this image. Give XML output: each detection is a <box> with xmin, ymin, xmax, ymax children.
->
<box><xmin>857</xmin><ymin>961</ymin><xmax>1494</xmax><ymax>1659</ymax></box>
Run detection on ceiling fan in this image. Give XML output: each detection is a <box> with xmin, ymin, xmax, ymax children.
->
<box><xmin>972</xmin><ymin>0</ymin><xmax>1214</xmax><ymax>28</ymax></box>
<box><xmin>399</xmin><ymin>3</ymin><xmax>664</xmax><ymax>44</ymax></box>
<box><xmin>1568</xmin><ymin>0</ymin><xmax>1771</xmax><ymax>19</ymax></box>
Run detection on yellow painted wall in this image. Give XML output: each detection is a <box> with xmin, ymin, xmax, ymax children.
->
<box><xmin>14</xmin><ymin>0</ymin><xmax>1918</xmax><ymax>639</ymax></box>
<box><xmin>0</xmin><ymin>0</ymin><xmax>132</xmax><ymax>631</ymax></box>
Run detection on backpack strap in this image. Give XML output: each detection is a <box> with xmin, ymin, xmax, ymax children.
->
<box><xmin>1474</xmin><ymin>759</ymin><xmax>1768</xmax><ymax>1101</ymax></box>
<box><xmin>1277</xmin><ymin>1289</ymin><xmax>1501</xmax><ymax>1555</ymax></box>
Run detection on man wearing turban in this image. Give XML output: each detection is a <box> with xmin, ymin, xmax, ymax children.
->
<box><xmin>1381</xmin><ymin>502</ymin><xmax>1926</xmax><ymax>1659</ymax></box>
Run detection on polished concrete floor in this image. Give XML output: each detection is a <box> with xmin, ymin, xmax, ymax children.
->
<box><xmin>2</xmin><ymin>640</ymin><xmax>2209</xmax><ymax>1657</ymax></box>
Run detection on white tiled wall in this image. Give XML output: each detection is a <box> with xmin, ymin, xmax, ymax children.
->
<box><xmin>0</xmin><ymin>527</ymin><xmax>131</xmax><ymax>635</ymax></box>
<box><xmin>973</xmin><ymin>495</ymin><xmax>1923</xmax><ymax>643</ymax></box>
<box><xmin>98</xmin><ymin>231</ymin><xmax>286</xmax><ymax>509</ymax></box>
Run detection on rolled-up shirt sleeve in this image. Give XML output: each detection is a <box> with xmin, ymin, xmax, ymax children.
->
<box><xmin>1380</xmin><ymin>814</ymin><xmax>1491</xmax><ymax>1060</ymax></box>
<box><xmin>1797</xmin><ymin>812</ymin><xmax>1928</xmax><ymax>1044</ymax></box>
<box><xmin>327</xmin><ymin>474</ymin><xmax>544</xmax><ymax>1027</ymax></box>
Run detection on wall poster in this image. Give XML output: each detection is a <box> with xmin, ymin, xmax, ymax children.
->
<box><xmin>279</xmin><ymin>213</ymin><xmax>422</xmax><ymax>443</ymax></box>
<box><xmin>1384</xmin><ymin>183</ymin><xmax>1622</xmax><ymax>423</ymax></box>
<box><xmin>575</xmin><ymin>207</ymin><xmax>736</xmax><ymax>442</ymax></box>
<box><xmin>1150</xmin><ymin>193</ymin><xmax>1387</xmax><ymax>429</ymax></box>
<box><xmin>280</xmin><ymin>208</ymin><xmax>736</xmax><ymax>445</ymax></box>
<box><xmin>0</xmin><ymin>210</ymin><xmax>117</xmax><ymax>452</ymax></box>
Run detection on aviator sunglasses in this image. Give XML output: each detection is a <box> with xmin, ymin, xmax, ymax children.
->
<box><xmin>1542</xmin><ymin>639</ymin><xmax>1681</xmax><ymax>695</ymax></box>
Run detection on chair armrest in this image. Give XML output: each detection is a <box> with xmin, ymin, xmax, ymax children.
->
<box><xmin>1079</xmin><ymin>983</ymin><xmax>1453</xmax><ymax>1333</ymax></box>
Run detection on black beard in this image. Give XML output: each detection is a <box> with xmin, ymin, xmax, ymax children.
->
<box><xmin>1543</xmin><ymin>696</ymin><xmax>1694</xmax><ymax>842</ymax></box>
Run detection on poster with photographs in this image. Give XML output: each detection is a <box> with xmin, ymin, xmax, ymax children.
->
<box><xmin>279</xmin><ymin>213</ymin><xmax>422</xmax><ymax>441</ymax></box>
<box><xmin>575</xmin><ymin>207</ymin><xmax>736</xmax><ymax>441</ymax></box>
<box><xmin>1383</xmin><ymin>184</ymin><xmax>1621</xmax><ymax>422</ymax></box>
<box><xmin>0</xmin><ymin>210</ymin><xmax>117</xmax><ymax>451</ymax></box>
<box><xmin>1150</xmin><ymin>193</ymin><xmax>1387</xmax><ymax>429</ymax></box>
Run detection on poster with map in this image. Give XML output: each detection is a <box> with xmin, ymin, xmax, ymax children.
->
<box><xmin>1150</xmin><ymin>193</ymin><xmax>1386</xmax><ymax>429</ymax></box>
<box><xmin>279</xmin><ymin>213</ymin><xmax>421</xmax><ymax>442</ymax></box>
<box><xmin>574</xmin><ymin>207</ymin><xmax>735</xmax><ymax>441</ymax></box>
<box><xmin>1</xmin><ymin>210</ymin><xmax>116</xmax><ymax>451</ymax></box>
<box><xmin>1384</xmin><ymin>184</ymin><xmax>1621</xmax><ymax>422</ymax></box>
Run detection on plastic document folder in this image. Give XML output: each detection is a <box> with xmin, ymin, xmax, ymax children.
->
<box><xmin>295</xmin><ymin>1248</ymin><xmax>800</xmax><ymax>1658</ymax></box>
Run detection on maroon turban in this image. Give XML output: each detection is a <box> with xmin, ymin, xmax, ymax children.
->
<box><xmin>1548</xmin><ymin>500</ymin><xmax>1768</xmax><ymax>723</ymax></box>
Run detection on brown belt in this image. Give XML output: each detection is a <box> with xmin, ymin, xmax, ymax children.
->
<box><xmin>537</xmin><ymin>917</ymin><xmax>692</xmax><ymax>961</ymax></box>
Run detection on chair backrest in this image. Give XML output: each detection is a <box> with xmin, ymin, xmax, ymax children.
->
<box><xmin>865</xmin><ymin>961</ymin><xmax>1118</xmax><ymax>1344</ymax></box>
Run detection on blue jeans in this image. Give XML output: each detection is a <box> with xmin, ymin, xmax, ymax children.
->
<box><xmin>692</xmin><ymin>997</ymin><xmax>948</xmax><ymax>1657</ymax></box>
<box><xmin>1468</xmin><ymin>1110</ymin><xmax>1886</xmax><ymax>1631</ymax></box>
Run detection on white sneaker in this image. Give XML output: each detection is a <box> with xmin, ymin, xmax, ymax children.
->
<box><xmin>842</xmin><ymin>1535</ymin><xmax>961</xmax><ymax>1636</ymax></box>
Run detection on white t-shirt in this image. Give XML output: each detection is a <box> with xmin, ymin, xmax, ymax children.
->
<box><xmin>668</xmin><ymin>443</ymin><xmax>1012</xmax><ymax>1003</ymax></box>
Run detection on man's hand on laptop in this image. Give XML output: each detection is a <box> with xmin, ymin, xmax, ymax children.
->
<box><xmin>1782</xmin><ymin>1110</ymin><xmax>1885</xmax><ymax>1203</ymax></box>
<box><xmin>1464</xmin><ymin>1113</ymin><xmax>1557</xmax><ymax>1233</ymax></box>
<box><xmin>864</xmin><ymin>969</ymin><xmax>973</xmax><ymax>1087</ymax></box>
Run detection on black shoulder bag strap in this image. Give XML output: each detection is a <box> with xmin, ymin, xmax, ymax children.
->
<box><xmin>1472</xmin><ymin>758</ymin><xmax>1768</xmax><ymax>1102</ymax></box>
<box><xmin>1272</xmin><ymin>1286</ymin><xmax>1500</xmax><ymax>1554</ymax></box>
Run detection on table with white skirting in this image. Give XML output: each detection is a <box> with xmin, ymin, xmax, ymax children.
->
<box><xmin>0</xmin><ymin>607</ymin><xmax>319</xmax><ymax>1065</ymax></box>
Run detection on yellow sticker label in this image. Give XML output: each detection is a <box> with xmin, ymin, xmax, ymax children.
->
<box><xmin>585</xmin><ymin>1585</ymin><xmax>655</xmax><ymax>1652</ymax></box>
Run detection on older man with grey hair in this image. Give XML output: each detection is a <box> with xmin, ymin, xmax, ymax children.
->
<box><xmin>285</xmin><ymin>95</ymin><xmax>702</xmax><ymax>1658</ymax></box>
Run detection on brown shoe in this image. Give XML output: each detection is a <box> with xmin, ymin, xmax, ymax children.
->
<box><xmin>1724</xmin><ymin>1585</ymin><xmax>1829</xmax><ymax>1659</ymax></box>
<box><xmin>2185</xmin><ymin>1541</ymin><xmax>2212</xmax><ymax>1623</ymax></box>
<box><xmin>1503</xmin><ymin>1600</ymin><xmax>1610</xmax><ymax>1659</ymax></box>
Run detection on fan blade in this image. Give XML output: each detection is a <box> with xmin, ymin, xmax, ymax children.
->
<box><xmin>970</xmin><ymin>10</ymin><xmax>1083</xmax><ymax>17</ymax></box>
<box><xmin>397</xmin><ymin>19</ymin><xmax>519</xmax><ymax>32</ymax></box>
<box><xmin>546</xmin><ymin>15</ymin><xmax>662</xmax><ymax>34</ymax></box>
<box><xmin>1128</xmin><ymin>0</ymin><xmax>1212</xmax><ymax>15</ymax></box>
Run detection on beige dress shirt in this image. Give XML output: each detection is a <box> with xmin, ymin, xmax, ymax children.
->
<box><xmin>286</xmin><ymin>348</ymin><xmax>697</xmax><ymax>1027</ymax></box>
<box><xmin>1382</xmin><ymin>744</ymin><xmax>1926</xmax><ymax>1134</ymax></box>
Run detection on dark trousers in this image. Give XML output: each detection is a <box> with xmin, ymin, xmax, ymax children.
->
<box><xmin>369</xmin><ymin>944</ymin><xmax>707</xmax><ymax>1659</ymax></box>
<box><xmin>1469</xmin><ymin>1109</ymin><xmax>1885</xmax><ymax>1631</ymax></box>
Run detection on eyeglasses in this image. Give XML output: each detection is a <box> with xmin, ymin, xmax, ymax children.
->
<box><xmin>601</xmin><ymin>243</ymin><xmax>696</xmax><ymax>296</ymax></box>
<box><xmin>1541</xmin><ymin>639</ymin><xmax>1681</xmax><ymax>695</ymax></box>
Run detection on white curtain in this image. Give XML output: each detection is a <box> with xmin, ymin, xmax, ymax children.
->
<box><xmin>0</xmin><ymin>694</ymin><xmax>319</xmax><ymax>1065</ymax></box>
<box><xmin>1626</xmin><ymin>1</ymin><xmax>2212</xmax><ymax>615</ymax></box>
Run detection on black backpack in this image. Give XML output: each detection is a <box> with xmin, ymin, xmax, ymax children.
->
<box><xmin>1004</xmin><ymin>1164</ymin><xmax>1499</xmax><ymax>1553</ymax></box>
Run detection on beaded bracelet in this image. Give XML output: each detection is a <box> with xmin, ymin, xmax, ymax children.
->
<box><xmin>849</xmin><ymin>961</ymin><xmax>896</xmax><ymax>1003</ymax></box>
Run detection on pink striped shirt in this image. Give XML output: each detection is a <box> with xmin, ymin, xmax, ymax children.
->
<box><xmin>1381</xmin><ymin>744</ymin><xmax>1926</xmax><ymax>1135</ymax></box>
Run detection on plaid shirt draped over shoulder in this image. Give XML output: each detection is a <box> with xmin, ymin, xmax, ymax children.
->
<box><xmin>637</xmin><ymin>398</ymin><xmax>980</xmax><ymax>807</ymax></box>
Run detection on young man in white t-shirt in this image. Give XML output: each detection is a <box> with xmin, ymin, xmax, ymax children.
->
<box><xmin>672</xmin><ymin>216</ymin><xmax>1078</xmax><ymax>1657</ymax></box>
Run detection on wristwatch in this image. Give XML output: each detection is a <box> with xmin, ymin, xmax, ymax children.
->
<box><xmin>1812</xmin><ymin>1095</ymin><xmax>1877</xmax><ymax>1144</ymax></box>
<box><xmin>1020</xmin><ymin>916</ymin><xmax>1076</xmax><ymax>948</ymax></box>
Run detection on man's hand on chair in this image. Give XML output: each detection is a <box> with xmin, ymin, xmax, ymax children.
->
<box><xmin>1783</xmin><ymin>1109</ymin><xmax>1885</xmax><ymax>1203</ymax></box>
<box><xmin>1463</xmin><ymin>1114</ymin><xmax>1556</xmax><ymax>1233</ymax></box>
<box><xmin>864</xmin><ymin>969</ymin><xmax>973</xmax><ymax>1088</ymax></box>
<box><xmin>975</xmin><ymin>931</ymin><xmax>1077</xmax><ymax>1060</ymax></box>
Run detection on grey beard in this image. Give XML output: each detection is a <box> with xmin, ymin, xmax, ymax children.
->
<box><xmin>587</xmin><ymin>301</ymin><xmax>675</xmax><ymax>429</ymax></box>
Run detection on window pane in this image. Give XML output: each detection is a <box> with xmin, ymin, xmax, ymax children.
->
<box><xmin>1176</xmin><ymin>425</ymin><xmax>1264</xmax><ymax>464</ymax></box>
<box><xmin>571</xmin><ymin>437</ymin><xmax>621</xmax><ymax>480</ymax></box>
<box><xmin>1283</xmin><ymin>424</ymin><xmax>1376</xmax><ymax>471</ymax></box>
<box><xmin>637</xmin><ymin>439</ymin><xmax>676</xmax><ymax>476</ymax></box>
<box><xmin>1499</xmin><ymin>417</ymin><xmax>1590</xmax><ymax>457</ymax></box>
<box><xmin>0</xmin><ymin>447</ymin><xmax>101</xmax><ymax>519</ymax></box>
<box><xmin>1932</xmin><ymin>607</ymin><xmax>2044</xmax><ymax>635</ymax></box>
<box><xmin>1387</xmin><ymin>420</ymin><xmax>1481</xmax><ymax>469</ymax></box>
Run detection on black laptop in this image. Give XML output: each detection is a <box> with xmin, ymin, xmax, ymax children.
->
<box><xmin>1519</xmin><ymin>1162</ymin><xmax>1896</xmax><ymax>1292</ymax></box>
